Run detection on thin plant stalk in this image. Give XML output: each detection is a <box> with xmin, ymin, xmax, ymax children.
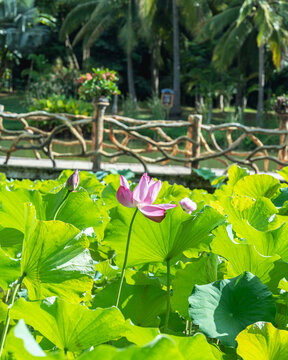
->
<box><xmin>116</xmin><ymin>208</ymin><xmax>138</xmax><ymax>308</ymax></box>
<box><xmin>53</xmin><ymin>191</ymin><xmax>70</xmax><ymax>221</ymax></box>
<box><xmin>164</xmin><ymin>259</ymin><xmax>171</xmax><ymax>331</ymax></box>
<box><xmin>0</xmin><ymin>274</ymin><xmax>25</xmax><ymax>357</ymax></box>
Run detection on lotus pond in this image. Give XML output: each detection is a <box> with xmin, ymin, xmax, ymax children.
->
<box><xmin>0</xmin><ymin>165</ymin><xmax>288</xmax><ymax>359</ymax></box>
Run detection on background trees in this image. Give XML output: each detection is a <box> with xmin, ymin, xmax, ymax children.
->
<box><xmin>1</xmin><ymin>0</ymin><xmax>288</xmax><ymax>124</ymax></box>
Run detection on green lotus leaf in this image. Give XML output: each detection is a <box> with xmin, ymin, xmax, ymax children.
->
<box><xmin>0</xmin><ymin>226</ymin><xmax>24</xmax><ymax>256</ymax></box>
<box><xmin>44</xmin><ymin>188</ymin><xmax>109</xmax><ymax>239</ymax></box>
<box><xmin>214</xmin><ymin>165</ymin><xmax>248</xmax><ymax>198</ymax></box>
<box><xmin>124</xmin><ymin>320</ymin><xmax>160</xmax><ymax>346</ymax></box>
<box><xmin>171</xmin><ymin>254</ymin><xmax>218</xmax><ymax>319</ymax></box>
<box><xmin>236</xmin><ymin>322</ymin><xmax>288</xmax><ymax>359</ymax></box>
<box><xmin>2</xmin><ymin>319</ymin><xmax>57</xmax><ymax>360</ymax></box>
<box><xmin>233</xmin><ymin>174</ymin><xmax>280</xmax><ymax>199</ymax></box>
<box><xmin>156</xmin><ymin>181</ymin><xmax>191</xmax><ymax>203</ymax></box>
<box><xmin>78</xmin><ymin>336</ymin><xmax>182</xmax><ymax>360</ymax></box>
<box><xmin>92</xmin><ymin>280</ymin><xmax>166</xmax><ymax>327</ymax></box>
<box><xmin>278</xmin><ymin>166</ymin><xmax>288</xmax><ymax>182</ymax></box>
<box><xmin>21</xmin><ymin>204</ymin><xmax>94</xmax><ymax>302</ymax></box>
<box><xmin>104</xmin><ymin>205</ymin><xmax>224</xmax><ymax>267</ymax></box>
<box><xmin>275</xmin><ymin>293</ymin><xmax>288</xmax><ymax>330</ymax></box>
<box><xmin>0</xmin><ymin>301</ymin><xmax>8</xmax><ymax>323</ymax></box>
<box><xmin>169</xmin><ymin>332</ymin><xmax>231</xmax><ymax>359</ymax></box>
<box><xmin>278</xmin><ymin>278</ymin><xmax>288</xmax><ymax>292</ymax></box>
<box><xmin>95</xmin><ymin>260</ymin><xmax>119</xmax><ymax>280</ymax></box>
<box><xmin>0</xmin><ymin>248</ymin><xmax>21</xmax><ymax>290</ymax></box>
<box><xmin>11</xmin><ymin>297</ymin><xmax>126</xmax><ymax>353</ymax></box>
<box><xmin>0</xmin><ymin>187</ymin><xmax>45</xmax><ymax>232</ymax></box>
<box><xmin>8</xmin><ymin>178</ymin><xmax>62</xmax><ymax>194</ymax></box>
<box><xmin>78</xmin><ymin>333</ymin><xmax>230</xmax><ymax>360</ymax></box>
<box><xmin>211</xmin><ymin>224</ymin><xmax>287</xmax><ymax>292</ymax></box>
<box><xmin>188</xmin><ymin>272</ymin><xmax>276</xmax><ymax>346</ymax></box>
<box><xmin>220</xmin><ymin>196</ymin><xmax>288</xmax><ymax>259</ymax></box>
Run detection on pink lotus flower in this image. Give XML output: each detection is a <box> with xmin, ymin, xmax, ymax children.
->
<box><xmin>179</xmin><ymin>197</ymin><xmax>197</xmax><ymax>214</ymax></box>
<box><xmin>117</xmin><ymin>173</ymin><xmax>177</xmax><ymax>223</ymax></box>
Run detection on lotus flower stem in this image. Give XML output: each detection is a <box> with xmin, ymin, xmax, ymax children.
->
<box><xmin>53</xmin><ymin>191</ymin><xmax>70</xmax><ymax>221</ymax></box>
<box><xmin>116</xmin><ymin>208</ymin><xmax>138</xmax><ymax>308</ymax></box>
<box><xmin>0</xmin><ymin>274</ymin><xmax>25</xmax><ymax>357</ymax></box>
<box><xmin>164</xmin><ymin>259</ymin><xmax>171</xmax><ymax>331</ymax></box>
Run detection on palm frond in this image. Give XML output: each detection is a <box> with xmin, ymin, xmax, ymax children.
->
<box><xmin>59</xmin><ymin>1</ymin><xmax>98</xmax><ymax>41</ymax></box>
<box><xmin>213</xmin><ymin>19</ymin><xmax>253</xmax><ymax>70</ymax></box>
<box><xmin>199</xmin><ymin>6</ymin><xmax>240</xmax><ymax>41</ymax></box>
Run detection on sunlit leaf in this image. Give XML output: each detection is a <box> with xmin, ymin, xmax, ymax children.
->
<box><xmin>11</xmin><ymin>297</ymin><xmax>125</xmax><ymax>353</ymax></box>
<box><xmin>104</xmin><ymin>205</ymin><xmax>224</xmax><ymax>267</ymax></box>
<box><xmin>21</xmin><ymin>204</ymin><xmax>94</xmax><ymax>302</ymax></box>
<box><xmin>0</xmin><ymin>248</ymin><xmax>21</xmax><ymax>290</ymax></box>
<box><xmin>236</xmin><ymin>322</ymin><xmax>288</xmax><ymax>359</ymax></box>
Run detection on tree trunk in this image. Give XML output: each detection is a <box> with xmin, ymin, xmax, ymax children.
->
<box><xmin>219</xmin><ymin>94</ymin><xmax>224</xmax><ymax>112</ymax></box>
<box><xmin>65</xmin><ymin>35</ymin><xmax>80</xmax><ymax>70</ymax></box>
<box><xmin>256</xmin><ymin>43</ymin><xmax>265</xmax><ymax>126</ymax></box>
<box><xmin>0</xmin><ymin>47</ymin><xmax>8</xmax><ymax>79</ymax></box>
<box><xmin>151</xmin><ymin>43</ymin><xmax>160</xmax><ymax>96</ymax></box>
<box><xmin>171</xmin><ymin>0</ymin><xmax>181</xmax><ymax>116</ymax></box>
<box><xmin>82</xmin><ymin>46</ymin><xmax>91</xmax><ymax>63</ymax></box>
<box><xmin>127</xmin><ymin>50</ymin><xmax>137</xmax><ymax>103</ymax></box>
<box><xmin>235</xmin><ymin>78</ymin><xmax>243</xmax><ymax>111</ymax></box>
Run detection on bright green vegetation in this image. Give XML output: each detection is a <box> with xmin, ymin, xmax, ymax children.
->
<box><xmin>0</xmin><ymin>165</ymin><xmax>288</xmax><ymax>358</ymax></box>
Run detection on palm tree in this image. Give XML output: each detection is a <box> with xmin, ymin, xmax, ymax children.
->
<box><xmin>59</xmin><ymin>0</ymin><xmax>138</xmax><ymax>102</ymax></box>
<box><xmin>199</xmin><ymin>0</ymin><xmax>288</xmax><ymax>125</ymax></box>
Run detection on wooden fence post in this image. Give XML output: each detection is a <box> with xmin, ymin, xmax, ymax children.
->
<box><xmin>190</xmin><ymin>115</ymin><xmax>202</xmax><ymax>170</ymax></box>
<box><xmin>185</xmin><ymin>115</ymin><xmax>193</xmax><ymax>168</ymax></box>
<box><xmin>92</xmin><ymin>96</ymin><xmax>109</xmax><ymax>172</ymax></box>
<box><xmin>278</xmin><ymin>114</ymin><xmax>288</xmax><ymax>166</ymax></box>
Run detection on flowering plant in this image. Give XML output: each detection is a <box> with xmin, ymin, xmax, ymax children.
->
<box><xmin>77</xmin><ymin>68</ymin><xmax>120</xmax><ymax>101</ymax></box>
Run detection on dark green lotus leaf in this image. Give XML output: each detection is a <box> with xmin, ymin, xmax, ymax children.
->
<box><xmin>236</xmin><ymin>322</ymin><xmax>288</xmax><ymax>359</ymax></box>
<box><xmin>188</xmin><ymin>272</ymin><xmax>276</xmax><ymax>346</ymax></box>
<box><xmin>11</xmin><ymin>297</ymin><xmax>126</xmax><ymax>353</ymax></box>
<box><xmin>92</xmin><ymin>279</ymin><xmax>166</xmax><ymax>327</ymax></box>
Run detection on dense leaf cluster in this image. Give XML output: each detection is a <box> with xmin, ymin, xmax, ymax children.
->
<box><xmin>0</xmin><ymin>166</ymin><xmax>288</xmax><ymax>359</ymax></box>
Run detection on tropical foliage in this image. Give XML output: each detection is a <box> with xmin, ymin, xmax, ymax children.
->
<box><xmin>1</xmin><ymin>0</ymin><xmax>288</xmax><ymax>122</ymax></box>
<box><xmin>0</xmin><ymin>165</ymin><xmax>288</xmax><ymax>358</ymax></box>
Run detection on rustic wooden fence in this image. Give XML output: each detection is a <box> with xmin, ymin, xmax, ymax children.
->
<box><xmin>0</xmin><ymin>105</ymin><xmax>288</xmax><ymax>173</ymax></box>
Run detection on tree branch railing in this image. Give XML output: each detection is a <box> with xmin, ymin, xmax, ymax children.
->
<box><xmin>0</xmin><ymin>108</ymin><xmax>288</xmax><ymax>173</ymax></box>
